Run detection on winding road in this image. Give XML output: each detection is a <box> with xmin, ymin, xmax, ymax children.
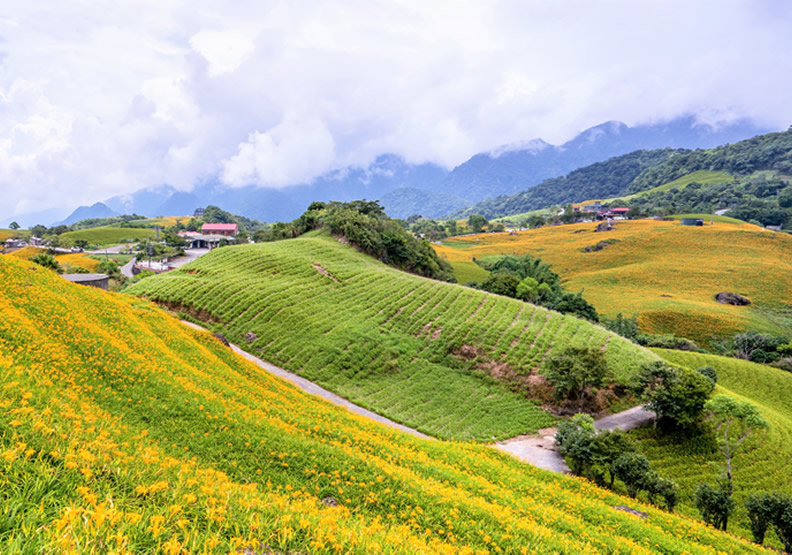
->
<box><xmin>179</xmin><ymin>320</ymin><xmax>654</xmax><ymax>471</ymax></box>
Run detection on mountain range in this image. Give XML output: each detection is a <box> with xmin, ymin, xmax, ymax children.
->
<box><xmin>10</xmin><ymin>115</ymin><xmax>773</xmax><ymax>227</ymax></box>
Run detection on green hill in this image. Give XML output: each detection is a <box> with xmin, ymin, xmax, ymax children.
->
<box><xmin>128</xmin><ymin>234</ymin><xmax>659</xmax><ymax>441</ymax></box>
<box><xmin>0</xmin><ymin>237</ymin><xmax>763</xmax><ymax>553</ymax></box>
<box><xmin>61</xmin><ymin>225</ymin><xmax>157</xmax><ymax>247</ymax></box>
<box><xmin>634</xmin><ymin>349</ymin><xmax>792</xmax><ymax>544</ymax></box>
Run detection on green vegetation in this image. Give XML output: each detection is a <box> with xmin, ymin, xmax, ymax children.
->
<box><xmin>449</xmin><ymin>260</ymin><xmax>490</xmax><ymax>284</ymax></box>
<box><xmin>128</xmin><ymin>234</ymin><xmax>658</xmax><ymax>441</ymax></box>
<box><xmin>61</xmin><ymin>226</ymin><xmax>157</xmax><ymax>247</ymax></box>
<box><xmin>0</xmin><ymin>252</ymin><xmax>764</xmax><ymax>553</ymax></box>
<box><xmin>671</xmin><ymin>213</ymin><xmax>749</xmax><ymax>225</ymax></box>
<box><xmin>630</xmin><ymin>349</ymin><xmax>792</xmax><ymax>543</ymax></box>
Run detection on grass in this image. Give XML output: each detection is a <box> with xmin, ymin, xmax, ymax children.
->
<box><xmin>630</xmin><ymin>349</ymin><xmax>792</xmax><ymax>547</ymax></box>
<box><xmin>61</xmin><ymin>226</ymin><xmax>156</xmax><ymax>247</ymax></box>
<box><xmin>128</xmin><ymin>233</ymin><xmax>658</xmax><ymax>442</ymax></box>
<box><xmin>449</xmin><ymin>260</ymin><xmax>490</xmax><ymax>283</ymax></box>
<box><xmin>433</xmin><ymin>219</ymin><xmax>792</xmax><ymax>345</ymax></box>
<box><xmin>604</xmin><ymin>170</ymin><xmax>734</xmax><ymax>203</ymax></box>
<box><xmin>0</xmin><ymin>250</ymin><xmax>766</xmax><ymax>553</ymax></box>
<box><xmin>671</xmin><ymin>213</ymin><xmax>749</xmax><ymax>225</ymax></box>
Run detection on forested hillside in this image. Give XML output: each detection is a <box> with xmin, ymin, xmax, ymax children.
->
<box><xmin>458</xmin><ymin>127</ymin><xmax>792</xmax><ymax>225</ymax></box>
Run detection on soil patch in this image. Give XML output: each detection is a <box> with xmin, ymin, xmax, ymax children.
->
<box><xmin>312</xmin><ymin>263</ymin><xmax>339</xmax><ymax>283</ymax></box>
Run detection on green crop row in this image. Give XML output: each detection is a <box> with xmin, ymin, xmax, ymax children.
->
<box><xmin>128</xmin><ymin>234</ymin><xmax>658</xmax><ymax>441</ymax></box>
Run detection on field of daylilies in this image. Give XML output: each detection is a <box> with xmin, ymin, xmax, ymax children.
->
<box><xmin>434</xmin><ymin>219</ymin><xmax>792</xmax><ymax>344</ymax></box>
<box><xmin>0</xmin><ymin>251</ymin><xmax>768</xmax><ymax>553</ymax></box>
<box><xmin>129</xmin><ymin>234</ymin><xmax>658</xmax><ymax>441</ymax></box>
<box><xmin>636</xmin><ymin>349</ymin><xmax>792</xmax><ymax>544</ymax></box>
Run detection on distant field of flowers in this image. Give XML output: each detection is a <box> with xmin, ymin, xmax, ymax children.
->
<box><xmin>434</xmin><ymin>219</ymin><xmax>792</xmax><ymax>344</ymax></box>
<box><xmin>0</xmin><ymin>253</ymin><xmax>765</xmax><ymax>553</ymax></box>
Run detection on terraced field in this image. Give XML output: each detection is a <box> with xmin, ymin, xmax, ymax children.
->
<box><xmin>128</xmin><ymin>233</ymin><xmax>658</xmax><ymax>441</ymax></box>
<box><xmin>435</xmin><ymin>219</ymin><xmax>792</xmax><ymax>344</ymax></box>
<box><xmin>637</xmin><ymin>350</ymin><xmax>792</xmax><ymax>545</ymax></box>
<box><xmin>0</xmin><ymin>245</ymin><xmax>763</xmax><ymax>553</ymax></box>
<box><xmin>61</xmin><ymin>225</ymin><xmax>156</xmax><ymax>247</ymax></box>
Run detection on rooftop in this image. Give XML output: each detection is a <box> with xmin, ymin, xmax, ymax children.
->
<box><xmin>202</xmin><ymin>223</ymin><xmax>238</xmax><ymax>231</ymax></box>
<box><xmin>61</xmin><ymin>273</ymin><xmax>109</xmax><ymax>283</ymax></box>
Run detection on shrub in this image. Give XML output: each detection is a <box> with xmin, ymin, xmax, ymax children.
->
<box><xmin>612</xmin><ymin>453</ymin><xmax>651</xmax><ymax>498</ymax></box>
<box><xmin>30</xmin><ymin>254</ymin><xmax>61</xmax><ymax>273</ymax></box>
<box><xmin>695</xmin><ymin>480</ymin><xmax>734</xmax><ymax>530</ymax></box>
<box><xmin>545</xmin><ymin>347</ymin><xmax>609</xmax><ymax>412</ymax></box>
<box><xmin>745</xmin><ymin>493</ymin><xmax>781</xmax><ymax>545</ymax></box>
<box><xmin>696</xmin><ymin>366</ymin><xmax>718</xmax><ymax>384</ymax></box>
<box><xmin>733</xmin><ymin>331</ymin><xmax>787</xmax><ymax>363</ymax></box>
<box><xmin>633</xmin><ymin>361</ymin><xmax>714</xmax><ymax>429</ymax></box>
<box><xmin>602</xmin><ymin>313</ymin><xmax>640</xmax><ymax>341</ymax></box>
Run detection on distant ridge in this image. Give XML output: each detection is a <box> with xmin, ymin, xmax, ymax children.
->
<box><xmin>56</xmin><ymin>202</ymin><xmax>118</xmax><ymax>226</ymax></box>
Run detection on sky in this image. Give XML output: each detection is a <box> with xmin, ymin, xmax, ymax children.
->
<box><xmin>1</xmin><ymin>0</ymin><xmax>791</xmax><ymax>220</ymax></box>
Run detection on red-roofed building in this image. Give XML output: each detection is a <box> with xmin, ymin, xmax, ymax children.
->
<box><xmin>201</xmin><ymin>223</ymin><xmax>238</xmax><ymax>236</ymax></box>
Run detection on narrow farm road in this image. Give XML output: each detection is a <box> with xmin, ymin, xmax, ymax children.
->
<box><xmin>180</xmin><ymin>320</ymin><xmax>433</xmax><ymax>440</ymax></box>
<box><xmin>494</xmin><ymin>406</ymin><xmax>656</xmax><ymax>473</ymax></box>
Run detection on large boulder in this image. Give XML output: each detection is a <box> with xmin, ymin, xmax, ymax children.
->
<box><xmin>715</xmin><ymin>292</ymin><xmax>751</xmax><ymax>306</ymax></box>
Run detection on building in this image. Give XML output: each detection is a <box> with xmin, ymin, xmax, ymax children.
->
<box><xmin>4</xmin><ymin>238</ymin><xmax>26</xmax><ymax>250</ymax></box>
<box><xmin>182</xmin><ymin>233</ymin><xmax>234</xmax><ymax>249</ymax></box>
<box><xmin>61</xmin><ymin>273</ymin><xmax>110</xmax><ymax>290</ymax></box>
<box><xmin>201</xmin><ymin>223</ymin><xmax>238</xmax><ymax>236</ymax></box>
<box><xmin>582</xmin><ymin>202</ymin><xmax>603</xmax><ymax>213</ymax></box>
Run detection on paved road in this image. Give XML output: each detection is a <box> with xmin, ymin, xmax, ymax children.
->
<box><xmin>180</xmin><ymin>321</ymin><xmax>432</xmax><ymax>440</ymax></box>
<box><xmin>88</xmin><ymin>244</ymin><xmax>135</xmax><ymax>255</ymax></box>
<box><xmin>494</xmin><ymin>406</ymin><xmax>656</xmax><ymax>473</ymax></box>
<box><xmin>120</xmin><ymin>257</ymin><xmax>136</xmax><ymax>279</ymax></box>
<box><xmin>168</xmin><ymin>248</ymin><xmax>210</xmax><ymax>269</ymax></box>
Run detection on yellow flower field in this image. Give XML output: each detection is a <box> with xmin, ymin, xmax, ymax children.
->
<box><xmin>0</xmin><ymin>251</ymin><xmax>766</xmax><ymax>552</ymax></box>
<box><xmin>434</xmin><ymin>219</ymin><xmax>792</xmax><ymax>343</ymax></box>
<box><xmin>55</xmin><ymin>253</ymin><xmax>101</xmax><ymax>272</ymax></box>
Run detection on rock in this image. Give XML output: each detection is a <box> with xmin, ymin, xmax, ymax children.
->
<box><xmin>321</xmin><ymin>497</ymin><xmax>338</xmax><ymax>507</ymax></box>
<box><xmin>715</xmin><ymin>292</ymin><xmax>751</xmax><ymax>306</ymax></box>
<box><xmin>583</xmin><ymin>241</ymin><xmax>612</xmax><ymax>252</ymax></box>
<box><xmin>594</xmin><ymin>222</ymin><xmax>614</xmax><ymax>232</ymax></box>
<box><xmin>213</xmin><ymin>333</ymin><xmax>230</xmax><ymax>347</ymax></box>
<box><xmin>613</xmin><ymin>505</ymin><xmax>648</xmax><ymax>519</ymax></box>
<box><xmin>245</xmin><ymin>332</ymin><xmax>258</xmax><ymax>343</ymax></box>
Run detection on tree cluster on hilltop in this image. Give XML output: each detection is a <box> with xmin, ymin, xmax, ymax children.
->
<box><xmin>253</xmin><ymin>200</ymin><xmax>456</xmax><ymax>282</ymax></box>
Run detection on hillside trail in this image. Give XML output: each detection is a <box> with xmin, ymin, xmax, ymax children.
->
<box><xmin>180</xmin><ymin>320</ymin><xmax>433</xmax><ymax>440</ymax></box>
<box><xmin>494</xmin><ymin>405</ymin><xmax>656</xmax><ymax>473</ymax></box>
<box><xmin>180</xmin><ymin>320</ymin><xmax>654</xmax><ymax>471</ymax></box>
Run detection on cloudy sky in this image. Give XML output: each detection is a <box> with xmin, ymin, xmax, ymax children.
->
<box><xmin>1</xmin><ymin>0</ymin><xmax>791</xmax><ymax>220</ymax></box>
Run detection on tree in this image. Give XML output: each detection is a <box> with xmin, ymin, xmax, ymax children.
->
<box><xmin>9</xmin><ymin>221</ymin><xmax>19</xmax><ymax>230</ymax></box>
<box><xmin>705</xmin><ymin>395</ymin><xmax>768</xmax><ymax>496</ymax></box>
<box><xmin>733</xmin><ymin>331</ymin><xmax>786</xmax><ymax>363</ymax></box>
<box><xmin>612</xmin><ymin>452</ymin><xmax>651</xmax><ymax>498</ymax></box>
<box><xmin>31</xmin><ymin>224</ymin><xmax>47</xmax><ymax>237</ymax></box>
<box><xmin>633</xmin><ymin>361</ymin><xmax>714</xmax><ymax>429</ymax></box>
<box><xmin>481</xmin><ymin>273</ymin><xmax>520</xmax><ymax>297</ymax></box>
<box><xmin>468</xmin><ymin>214</ymin><xmax>488</xmax><ymax>233</ymax></box>
<box><xmin>695</xmin><ymin>479</ymin><xmax>734</xmax><ymax>530</ymax></box>
<box><xmin>545</xmin><ymin>347</ymin><xmax>609</xmax><ymax>411</ymax></box>
<box><xmin>555</xmin><ymin>414</ymin><xmax>596</xmax><ymax>476</ymax></box>
<box><xmin>73</xmin><ymin>239</ymin><xmax>89</xmax><ymax>250</ymax></box>
<box><xmin>745</xmin><ymin>493</ymin><xmax>782</xmax><ymax>545</ymax></box>
<box><xmin>601</xmin><ymin>313</ymin><xmax>640</xmax><ymax>341</ymax></box>
<box><xmin>30</xmin><ymin>254</ymin><xmax>61</xmax><ymax>273</ymax></box>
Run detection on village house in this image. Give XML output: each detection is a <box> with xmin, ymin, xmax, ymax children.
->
<box><xmin>201</xmin><ymin>223</ymin><xmax>238</xmax><ymax>236</ymax></box>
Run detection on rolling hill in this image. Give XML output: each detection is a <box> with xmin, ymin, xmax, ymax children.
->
<box><xmin>60</xmin><ymin>226</ymin><xmax>157</xmax><ymax>247</ymax></box>
<box><xmin>128</xmin><ymin>233</ymin><xmax>659</xmax><ymax>441</ymax></box>
<box><xmin>644</xmin><ymin>349</ymin><xmax>792</xmax><ymax>545</ymax></box>
<box><xmin>0</xmin><ymin>238</ymin><xmax>766</xmax><ymax>553</ymax></box>
<box><xmin>433</xmin><ymin>219</ymin><xmax>792</xmax><ymax>344</ymax></box>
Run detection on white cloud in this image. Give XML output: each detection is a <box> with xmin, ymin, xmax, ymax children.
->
<box><xmin>0</xmin><ymin>0</ymin><xmax>791</xmax><ymax>220</ymax></box>
<box><xmin>222</xmin><ymin>115</ymin><xmax>336</xmax><ymax>188</ymax></box>
<box><xmin>189</xmin><ymin>29</ymin><xmax>255</xmax><ymax>77</ymax></box>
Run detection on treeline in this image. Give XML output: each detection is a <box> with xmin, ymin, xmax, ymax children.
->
<box><xmin>254</xmin><ymin>200</ymin><xmax>456</xmax><ymax>282</ymax></box>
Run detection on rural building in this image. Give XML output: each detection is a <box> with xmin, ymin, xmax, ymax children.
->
<box><xmin>185</xmin><ymin>233</ymin><xmax>234</xmax><ymax>249</ymax></box>
<box><xmin>583</xmin><ymin>203</ymin><xmax>602</xmax><ymax>213</ymax></box>
<box><xmin>61</xmin><ymin>273</ymin><xmax>110</xmax><ymax>290</ymax></box>
<box><xmin>201</xmin><ymin>223</ymin><xmax>238</xmax><ymax>236</ymax></box>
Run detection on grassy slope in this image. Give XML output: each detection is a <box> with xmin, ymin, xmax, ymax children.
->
<box><xmin>601</xmin><ymin>170</ymin><xmax>734</xmax><ymax>203</ymax></box>
<box><xmin>0</xmin><ymin>252</ymin><xmax>763</xmax><ymax>554</ymax></box>
<box><xmin>61</xmin><ymin>226</ymin><xmax>156</xmax><ymax>247</ymax></box>
<box><xmin>128</xmin><ymin>234</ymin><xmax>658</xmax><ymax>442</ymax></box>
<box><xmin>671</xmin><ymin>213</ymin><xmax>749</xmax><ymax>225</ymax></box>
<box><xmin>434</xmin><ymin>220</ymin><xmax>792</xmax><ymax>344</ymax></box>
<box><xmin>635</xmin><ymin>350</ymin><xmax>792</xmax><ymax>545</ymax></box>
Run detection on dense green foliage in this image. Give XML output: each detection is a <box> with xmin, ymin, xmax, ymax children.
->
<box><xmin>128</xmin><ymin>234</ymin><xmax>658</xmax><ymax>441</ymax></box>
<box><xmin>545</xmin><ymin>347</ymin><xmax>608</xmax><ymax>411</ymax></box>
<box><xmin>633</xmin><ymin>361</ymin><xmax>714</xmax><ymax>429</ymax></box>
<box><xmin>474</xmin><ymin>254</ymin><xmax>600</xmax><ymax>321</ymax></box>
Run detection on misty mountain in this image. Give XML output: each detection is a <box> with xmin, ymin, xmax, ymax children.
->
<box><xmin>436</xmin><ymin>117</ymin><xmax>770</xmax><ymax>203</ymax></box>
<box><xmin>57</xmin><ymin>202</ymin><xmax>118</xmax><ymax>226</ymax></box>
<box><xmin>26</xmin><ymin>116</ymin><xmax>772</xmax><ymax>226</ymax></box>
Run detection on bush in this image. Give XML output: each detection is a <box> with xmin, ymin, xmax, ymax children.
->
<box><xmin>612</xmin><ymin>453</ymin><xmax>651</xmax><ymax>498</ymax></box>
<box><xmin>745</xmin><ymin>493</ymin><xmax>781</xmax><ymax>545</ymax></box>
<box><xmin>601</xmin><ymin>313</ymin><xmax>640</xmax><ymax>341</ymax></box>
<box><xmin>733</xmin><ymin>331</ymin><xmax>787</xmax><ymax>363</ymax></box>
<box><xmin>30</xmin><ymin>254</ymin><xmax>61</xmax><ymax>273</ymax></box>
<box><xmin>695</xmin><ymin>480</ymin><xmax>734</xmax><ymax>530</ymax></box>
<box><xmin>633</xmin><ymin>362</ymin><xmax>714</xmax><ymax>429</ymax></box>
<box><xmin>545</xmin><ymin>347</ymin><xmax>609</xmax><ymax>412</ymax></box>
<box><xmin>696</xmin><ymin>366</ymin><xmax>718</xmax><ymax>384</ymax></box>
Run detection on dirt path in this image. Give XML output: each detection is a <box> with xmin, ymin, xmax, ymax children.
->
<box><xmin>180</xmin><ymin>321</ymin><xmax>432</xmax><ymax>440</ymax></box>
<box><xmin>493</xmin><ymin>406</ymin><xmax>656</xmax><ymax>473</ymax></box>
